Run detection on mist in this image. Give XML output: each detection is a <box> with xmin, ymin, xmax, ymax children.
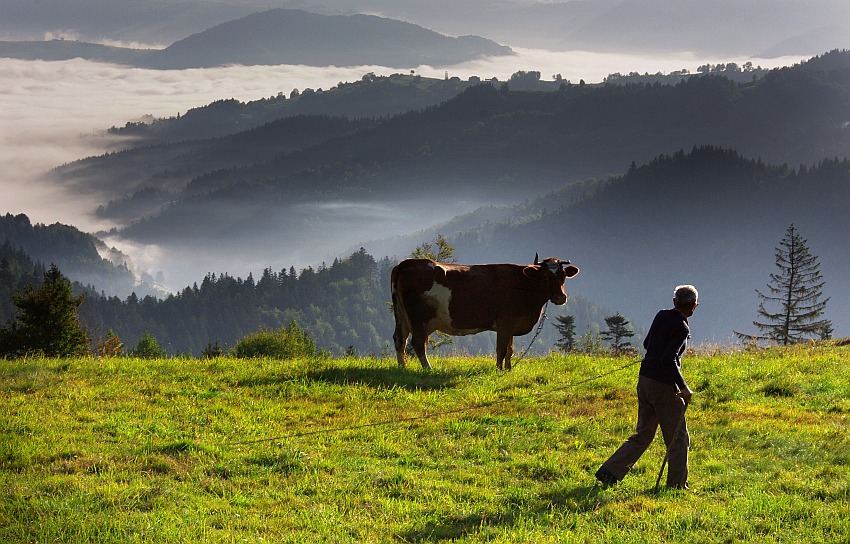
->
<box><xmin>1</xmin><ymin>49</ymin><xmax>807</xmax><ymax>288</ymax></box>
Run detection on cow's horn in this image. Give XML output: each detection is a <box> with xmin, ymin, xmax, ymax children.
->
<box><xmin>561</xmin><ymin>260</ymin><xmax>572</xmax><ymax>266</ymax></box>
<box><xmin>533</xmin><ymin>253</ymin><xmax>539</xmax><ymax>265</ymax></box>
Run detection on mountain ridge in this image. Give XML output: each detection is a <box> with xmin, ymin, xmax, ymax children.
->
<box><xmin>364</xmin><ymin>147</ymin><xmax>850</xmax><ymax>342</ymax></box>
<box><xmin>55</xmin><ymin>51</ymin><xmax>850</xmax><ymax>239</ymax></box>
<box><xmin>1</xmin><ymin>0</ymin><xmax>847</xmax><ymax>57</ymax></box>
<box><xmin>17</xmin><ymin>52</ymin><xmax>850</xmax><ymax>342</ymax></box>
<box><xmin>0</xmin><ymin>9</ymin><xmax>513</xmax><ymax>69</ymax></box>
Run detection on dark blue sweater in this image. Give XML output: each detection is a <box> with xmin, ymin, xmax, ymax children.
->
<box><xmin>639</xmin><ymin>308</ymin><xmax>690</xmax><ymax>389</ymax></box>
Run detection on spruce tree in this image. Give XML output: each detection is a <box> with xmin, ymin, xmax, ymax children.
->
<box><xmin>737</xmin><ymin>224</ymin><xmax>832</xmax><ymax>345</ymax></box>
<box><xmin>0</xmin><ymin>263</ymin><xmax>90</xmax><ymax>357</ymax></box>
<box><xmin>600</xmin><ymin>313</ymin><xmax>635</xmax><ymax>356</ymax></box>
<box><xmin>130</xmin><ymin>331</ymin><xmax>167</xmax><ymax>359</ymax></box>
<box><xmin>553</xmin><ymin>315</ymin><xmax>577</xmax><ymax>352</ymax></box>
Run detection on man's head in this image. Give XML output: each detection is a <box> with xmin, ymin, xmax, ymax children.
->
<box><xmin>673</xmin><ymin>285</ymin><xmax>699</xmax><ymax>317</ymax></box>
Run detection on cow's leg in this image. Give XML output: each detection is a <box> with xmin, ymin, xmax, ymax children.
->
<box><xmin>393</xmin><ymin>320</ymin><xmax>408</xmax><ymax>367</ymax></box>
<box><xmin>504</xmin><ymin>337</ymin><xmax>515</xmax><ymax>370</ymax></box>
<box><xmin>496</xmin><ymin>332</ymin><xmax>514</xmax><ymax>371</ymax></box>
<box><xmin>410</xmin><ymin>329</ymin><xmax>432</xmax><ymax>370</ymax></box>
<box><xmin>392</xmin><ymin>330</ymin><xmax>407</xmax><ymax>367</ymax></box>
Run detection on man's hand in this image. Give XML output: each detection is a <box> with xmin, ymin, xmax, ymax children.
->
<box><xmin>680</xmin><ymin>386</ymin><xmax>693</xmax><ymax>404</ymax></box>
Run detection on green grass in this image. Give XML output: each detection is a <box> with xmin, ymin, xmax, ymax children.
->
<box><xmin>2</xmin><ymin>344</ymin><xmax>849</xmax><ymax>542</ymax></box>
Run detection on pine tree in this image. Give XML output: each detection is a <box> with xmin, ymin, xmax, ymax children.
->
<box><xmin>553</xmin><ymin>315</ymin><xmax>577</xmax><ymax>352</ymax></box>
<box><xmin>130</xmin><ymin>331</ymin><xmax>167</xmax><ymax>359</ymax></box>
<box><xmin>0</xmin><ymin>263</ymin><xmax>90</xmax><ymax>357</ymax></box>
<box><xmin>411</xmin><ymin>234</ymin><xmax>457</xmax><ymax>263</ymax></box>
<box><xmin>737</xmin><ymin>224</ymin><xmax>832</xmax><ymax>345</ymax></box>
<box><xmin>600</xmin><ymin>312</ymin><xmax>635</xmax><ymax>356</ymax></box>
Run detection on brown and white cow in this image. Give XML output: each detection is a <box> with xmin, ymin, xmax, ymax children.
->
<box><xmin>391</xmin><ymin>254</ymin><xmax>579</xmax><ymax>370</ymax></box>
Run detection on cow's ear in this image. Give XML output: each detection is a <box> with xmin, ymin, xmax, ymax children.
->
<box><xmin>523</xmin><ymin>265</ymin><xmax>539</xmax><ymax>278</ymax></box>
<box><xmin>564</xmin><ymin>265</ymin><xmax>579</xmax><ymax>278</ymax></box>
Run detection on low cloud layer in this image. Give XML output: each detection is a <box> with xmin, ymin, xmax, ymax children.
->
<box><xmin>1</xmin><ymin>50</ymin><xmax>806</xmax><ymax>283</ymax></box>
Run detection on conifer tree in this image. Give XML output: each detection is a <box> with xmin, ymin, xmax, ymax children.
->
<box><xmin>130</xmin><ymin>331</ymin><xmax>167</xmax><ymax>359</ymax></box>
<box><xmin>553</xmin><ymin>315</ymin><xmax>577</xmax><ymax>352</ymax></box>
<box><xmin>0</xmin><ymin>263</ymin><xmax>90</xmax><ymax>357</ymax></box>
<box><xmin>737</xmin><ymin>224</ymin><xmax>832</xmax><ymax>345</ymax></box>
<box><xmin>600</xmin><ymin>312</ymin><xmax>634</xmax><ymax>356</ymax></box>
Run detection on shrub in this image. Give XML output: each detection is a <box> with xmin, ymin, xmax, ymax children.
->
<box><xmin>201</xmin><ymin>341</ymin><xmax>224</xmax><ymax>359</ymax></box>
<box><xmin>130</xmin><ymin>331</ymin><xmax>167</xmax><ymax>359</ymax></box>
<box><xmin>94</xmin><ymin>329</ymin><xmax>124</xmax><ymax>357</ymax></box>
<box><xmin>231</xmin><ymin>322</ymin><xmax>316</xmax><ymax>359</ymax></box>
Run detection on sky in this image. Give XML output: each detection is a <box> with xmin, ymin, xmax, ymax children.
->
<box><xmin>1</xmin><ymin>49</ymin><xmax>807</xmax><ymax>230</ymax></box>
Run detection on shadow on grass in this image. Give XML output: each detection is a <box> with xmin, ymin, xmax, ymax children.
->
<box><xmin>539</xmin><ymin>483</ymin><xmax>608</xmax><ymax>512</ymax></box>
<box><xmin>234</xmin><ymin>365</ymin><xmax>491</xmax><ymax>392</ymax></box>
<box><xmin>396</xmin><ymin>510</ymin><xmax>520</xmax><ymax>542</ymax></box>
<box><xmin>396</xmin><ymin>483</ymin><xmax>607</xmax><ymax>542</ymax></box>
<box><xmin>304</xmin><ymin>367</ymin><xmax>469</xmax><ymax>391</ymax></box>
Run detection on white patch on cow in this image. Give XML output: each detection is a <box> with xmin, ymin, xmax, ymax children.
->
<box><xmin>422</xmin><ymin>282</ymin><xmax>487</xmax><ymax>336</ymax></box>
<box><xmin>423</xmin><ymin>282</ymin><xmax>453</xmax><ymax>331</ymax></box>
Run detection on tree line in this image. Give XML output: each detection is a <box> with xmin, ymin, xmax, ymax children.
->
<box><xmin>1</xmin><ymin>239</ymin><xmax>623</xmax><ymax>358</ymax></box>
<box><xmin>2</xmin><ymin>223</ymin><xmax>832</xmax><ymax>359</ymax></box>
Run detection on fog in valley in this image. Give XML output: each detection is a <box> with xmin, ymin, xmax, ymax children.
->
<box><xmin>2</xmin><ymin>0</ymin><xmax>848</xmax><ymax>347</ymax></box>
<box><xmin>1</xmin><ymin>50</ymin><xmax>806</xmax><ymax>288</ymax></box>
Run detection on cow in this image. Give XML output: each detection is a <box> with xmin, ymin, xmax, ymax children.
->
<box><xmin>391</xmin><ymin>254</ymin><xmax>579</xmax><ymax>370</ymax></box>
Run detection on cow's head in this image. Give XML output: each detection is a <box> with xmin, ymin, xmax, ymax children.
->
<box><xmin>525</xmin><ymin>253</ymin><xmax>580</xmax><ymax>305</ymax></box>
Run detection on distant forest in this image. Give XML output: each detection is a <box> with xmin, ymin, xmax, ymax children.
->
<box><xmin>1</xmin><ymin>237</ymin><xmax>611</xmax><ymax>357</ymax></box>
<box><xmin>61</xmin><ymin>50</ymin><xmax>850</xmax><ymax>246</ymax></box>
<box><xmin>6</xmin><ymin>141</ymin><xmax>850</xmax><ymax>352</ymax></box>
<box><xmin>5</xmin><ymin>51</ymin><xmax>850</xmax><ymax>349</ymax></box>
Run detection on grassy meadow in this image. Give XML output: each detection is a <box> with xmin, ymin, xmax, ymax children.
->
<box><xmin>1</xmin><ymin>343</ymin><xmax>849</xmax><ymax>543</ymax></box>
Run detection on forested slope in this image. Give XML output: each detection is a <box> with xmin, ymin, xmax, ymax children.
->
<box><xmin>432</xmin><ymin>147</ymin><xmax>850</xmax><ymax>341</ymax></box>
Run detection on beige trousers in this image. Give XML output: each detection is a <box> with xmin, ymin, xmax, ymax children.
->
<box><xmin>601</xmin><ymin>375</ymin><xmax>689</xmax><ymax>487</ymax></box>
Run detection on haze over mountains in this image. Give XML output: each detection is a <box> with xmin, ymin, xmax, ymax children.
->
<box><xmin>0</xmin><ymin>9</ymin><xmax>513</xmax><ymax>69</ymax></box>
<box><xmin>2</xmin><ymin>1</ymin><xmax>849</xmax><ymax>349</ymax></box>
<box><xmin>35</xmin><ymin>50</ymin><xmax>850</xmax><ymax>341</ymax></box>
<box><xmin>2</xmin><ymin>0</ymin><xmax>848</xmax><ymax>58</ymax></box>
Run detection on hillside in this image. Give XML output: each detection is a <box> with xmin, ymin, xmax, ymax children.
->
<box><xmin>2</xmin><ymin>0</ymin><xmax>847</xmax><ymax>57</ymax></box>
<box><xmin>107</xmin><ymin>73</ymin><xmax>481</xmax><ymax>146</ymax></box>
<box><xmin>0</xmin><ymin>9</ymin><xmax>513</xmax><ymax>70</ymax></box>
<box><xmin>106</xmin><ymin>64</ymin><xmax>772</xmax><ymax>148</ymax></box>
<box><xmin>385</xmin><ymin>147</ymin><xmax>850</xmax><ymax>342</ymax></box>
<box><xmin>2</xmin><ymin>348</ymin><xmax>849</xmax><ymax>541</ymax></box>
<box><xmin>145</xmin><ymin>9</ymin><xmax>512</xmax><ymax>70</ymax></box>
<box><xmin>48</xmin><ymin>51</ymin><xmax>850</xmax><ymax>291</ymax></box>
<box><xmin>56</xmin><ymin>147</ymin><xmax>850</xmax><ymax>350</ymax></box>
<box><xmin>74</xmin><ymin>247</ymin><xmax>614</xmax><ymax>357</ymax></box>
<box><xmin>0</xmin><ymin>213</ymin><xmax>159</xmax><ymax>298</ymax></box>
<box><xmin>0</xmin><ymin>40</ymin><xmax>152</xmax><ymax>64</ymax></box>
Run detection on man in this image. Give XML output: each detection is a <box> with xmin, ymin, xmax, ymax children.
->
<box><xmin>595</xmin><ymin>285</ymin><xmax>698</xmax><ymax>489</ymax></box>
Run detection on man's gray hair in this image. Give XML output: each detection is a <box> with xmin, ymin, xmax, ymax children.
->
<box><xmin>674</xmin><ymin>285</ymin><xmax>698</xmax><ymax>308</ymax></box>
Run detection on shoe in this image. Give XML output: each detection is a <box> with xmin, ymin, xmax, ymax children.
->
<box><xmin>595</xmin><ymin>466</ymin><xmax>619</xmax><ymax>485</ymax></box>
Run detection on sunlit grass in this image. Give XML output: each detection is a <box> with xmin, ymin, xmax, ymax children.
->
<box><xmin>1</xmin><ymin>343</ymin><xmax>849</xmax><ymax>542</ymax></box>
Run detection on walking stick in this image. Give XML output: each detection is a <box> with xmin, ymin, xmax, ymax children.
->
<box><xmin>654</xmin><ymin>400</ymin><xmax>688</xmax><ymax>492</ymax></box>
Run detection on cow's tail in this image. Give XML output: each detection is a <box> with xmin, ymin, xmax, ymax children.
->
<box><xmin>390</xmin><ymin>265</ymin><xmax>412</xmax><ymax>365</ymax></box>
